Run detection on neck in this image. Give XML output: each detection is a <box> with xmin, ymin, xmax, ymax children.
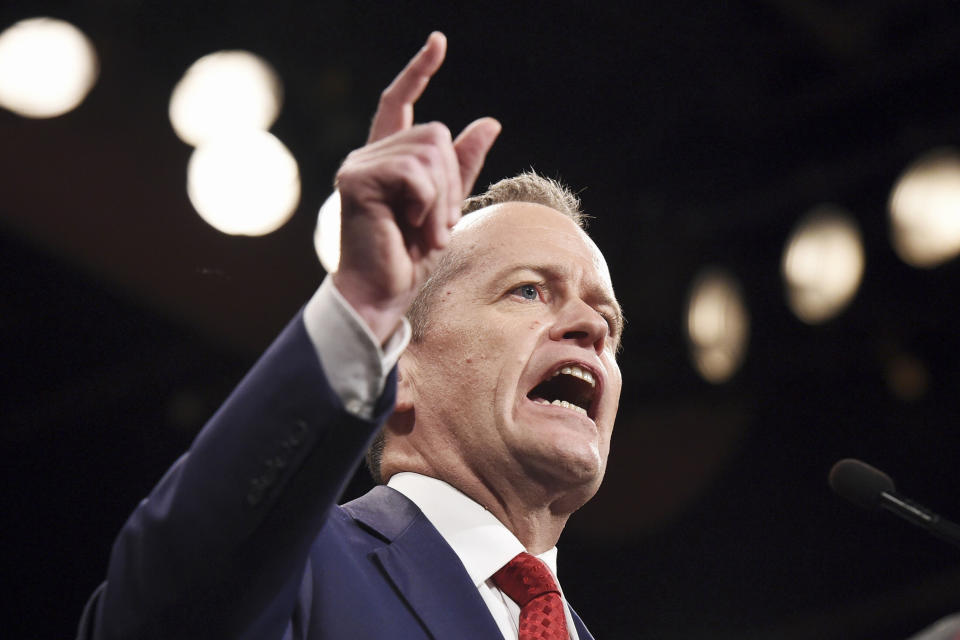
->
<box><xmin>384</xmin><ymin>454</ymin><xmax>587</xmax><ymax>554</ymax></box>
<box><xmin>470</xmin><ymin>479</ymin><xmax>573</xmax><ymax>554</ymax></box>
<box><xmin>382</xmin><ymin>417</ymin><xmax>601</xmax><ymax>553</ymax></box>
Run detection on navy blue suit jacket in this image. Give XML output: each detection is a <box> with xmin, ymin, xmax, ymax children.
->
<box><xmin>78</xmin><ymin>313</ymin><xmax>595</xmax><ymax>639</ymax></box>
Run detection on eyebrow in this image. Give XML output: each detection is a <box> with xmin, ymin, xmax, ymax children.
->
<box><xmin>492</xmin><ymin>263</ymin><xmax>625</xmax><ymax>347</ymax></box>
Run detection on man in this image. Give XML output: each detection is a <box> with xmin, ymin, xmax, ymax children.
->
<box><xmin>78</xmin><ymin>32</ymin><xmax>623</xmax><ymax>640</ymax></box>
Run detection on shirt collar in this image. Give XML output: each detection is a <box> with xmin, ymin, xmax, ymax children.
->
<box><xmin>387</xmin><ymin>472</ymin><xmax>560</xmax><ymax>587</ymax></box>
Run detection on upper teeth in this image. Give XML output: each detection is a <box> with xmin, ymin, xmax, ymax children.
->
<box><xmin>552</xmin><ymin>365</ymin><xmax>595</xmax><ymax>387</ymax></box>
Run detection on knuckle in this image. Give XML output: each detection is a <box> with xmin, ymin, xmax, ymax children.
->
<box><xmin>390</xmin><ymin>156</ymin><xmax>429</xmax><ymax>191</ymax></box>
<box><xmin>409</xmin><ymin>169</ymin><xmax>438</xmax><ymax>199</ymax></box>
<box><xmin>422</xmin><ymin>121</ymin><xmax>452</xmax><ymax>144</ymax></box>
<box><xmin>378</xmin><ymin>86</ymin><xmax>397</xmax><ymax>105</ymax></box>
<box><xmin>418</xmin><ymin>144</ymin><xmax>443</xmax><ymax>168</ymax></box>
<box><xmin>333</xmin><ymin>171</ymin><xmax>356</xmax><ymax>197</ymax></box>
<box><xmin>395</xmin><ymin>156</ymin><xmax>421</xmax><ymax>178</ymax></box>
<box><xmin>334</xmin><ymin>163</ymin><xmax>354</xmax><ymax>184</ymax></box>
<box><xmin>335</xmin><ymin>158</ymin><xmax>360</xmax><ymax>183</ymax></box>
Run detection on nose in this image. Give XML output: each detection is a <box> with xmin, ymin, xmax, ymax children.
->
<box><xmin>550</xmin><ymin>298</ymin><xmax>610</xmax><ymax>354</ymax></box>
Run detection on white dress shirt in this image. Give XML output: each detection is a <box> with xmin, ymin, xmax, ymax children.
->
<box><xmin>301</xmin><ymin>276</ymin><xmax>579</xmax><ymax>639</ymax></box>
<box><xmin>388</xmin><ymin>472</ymin><xmax>580</xmax><ymax>640</ymax></box>
<box><xmin>303</xmin><ymin>276</ymin><xmax>410</xmax><ymax>419</ymax></box>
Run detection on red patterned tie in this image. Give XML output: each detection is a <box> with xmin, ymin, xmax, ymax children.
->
<box><xmin>492</xmin><ymin>552</ymin><xmax>569</xmax><ymax>640</ymax></box>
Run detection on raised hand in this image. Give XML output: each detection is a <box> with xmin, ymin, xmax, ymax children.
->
<box><xmin>332</xmin><ymin>32</ymin><xmax>501</xmax><ymax>343</ymax></box>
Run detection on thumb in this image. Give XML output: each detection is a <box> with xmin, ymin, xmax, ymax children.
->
<box><xmin>453</xmin><ymin>117</ymin><xmax>502</xmax><ymax>197</ymax></box>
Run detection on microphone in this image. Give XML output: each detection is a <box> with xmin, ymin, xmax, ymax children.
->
<box><xmin>828</xmin><ymin>458</ymin><xmax>960</xmax><ymax>550</ymax></box>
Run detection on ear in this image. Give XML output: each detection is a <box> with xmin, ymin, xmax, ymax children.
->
<box><xmin>385</xmin><ymin>355</ymin><xmax>415</xmax><ymax>437</ymax></box>
<box><xmin>393</xmin><ymin>354</ymin><xmax>415</xmax><ymax>413</ymax></box>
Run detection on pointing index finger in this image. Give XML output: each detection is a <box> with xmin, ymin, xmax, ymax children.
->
<box><xmin>368</xmin><ymin>32</ymin><xmax>447</xmax><ymax>143</ymax></box>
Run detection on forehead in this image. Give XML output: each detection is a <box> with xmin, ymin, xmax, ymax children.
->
<box><xmin>451</xmin><ymin>202</ymin><xmax>613</xmax><ymax>288</ymax></box>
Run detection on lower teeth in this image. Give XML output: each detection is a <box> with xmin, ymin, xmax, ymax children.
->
<box><xmin>533</xmin><ymin>398</ymin><xmax>587</xmax><ymax>415</ymax></box>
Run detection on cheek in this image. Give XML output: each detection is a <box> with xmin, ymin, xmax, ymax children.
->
<box><xmin>604</xmin><ymin>355</ymin><xmax>623</xmax><ymax>395</ymax></box>
<box><xmin>609</xmin><ymin>373</ymin><xmax>623</xmax><ymax>407</ymax></box>
<box><xmin>425</xmin><ymin>301</ymin><xmax>545</xmax><ymax>390</ymax></box>
<box><xmin>424</xmin><ymin>325</ymin><xmax>498</xmax><ymax>395</ymax></box>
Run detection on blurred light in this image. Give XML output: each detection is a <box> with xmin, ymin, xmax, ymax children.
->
<box><xmin>686</xmin><ymin>268</ymin><xmax>750</xmax><ymax>384</ymax></box>
<box><xmin>187</xmin><ymin>130</ymin><xmax>300</xmax><ymax>236</ymax></box>
<box><xmin>889</xmin><ymin>149</ymin><xmax>960</xmax><ymax>268</ymax></box>
<box><xmin>884</xmin><ymin>352</ymin><xmax>929</xmax><ymax>402</ymax></box>
<box><xmin>782</xmin><ymin>206</ymin><xmax>864</xmax><ymax>324</ymax></box>
<box><xmin>169</xmin><ymin>50</ymin><xmax>282</xmax><ymax>147</ymax></box>
<box><xmin>314</xmin><ymin>190</ymin><xmax>342</xmax><ymax>273</ymax></box>
<box><xmin>0</xmin><ymin>17</ymin><xmax>98</xmax><ymax>118</ymax></box>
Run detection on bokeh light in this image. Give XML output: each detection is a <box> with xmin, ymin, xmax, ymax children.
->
<box><xmin>889</xmin><ymin>149</ymin><xmax>960</xmax><ymax>268</ymax></box>
<box><xmin>314</xmin><ymin>190</ymin><xmax>342</xmax><ymax>273</ymax></box>
<box><xmin>187</xmin><ymin>130</ymin><xmax>300</xmax><ymax>236</ymax></box>
<box><xmin>686</xmin><ymin>268</ymin><xmax>750</xmax><ymax>384</ymax></box>
<box><xmin>782</xmin><ymin>206</ymin><xmax>864</xmax><ymax>324</ymax></box>
<box><xmin>884</xmin><ymin>352</ymin><xmax>929</xmax><ymax>402</ymax></box>
<box><xmin>169</xmin><ymin>50</ymin><xmax>282</xmax><ymax>147</ymax></box>
<box><xmin>0</xmin><ymin>17</ymin><xmax>98</xmax><ymax>118</ymax></box>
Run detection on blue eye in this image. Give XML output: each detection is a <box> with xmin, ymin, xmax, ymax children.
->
<box><xmin>515</xmin><ymin>284</ymin><xmax>538</xmax><ymax>300</ymax></box>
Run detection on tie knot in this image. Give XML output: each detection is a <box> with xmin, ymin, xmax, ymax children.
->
<box><xmin>491</xmin><ymin>552</ymin><xmax>560</xmax><ymax>607</ymax></box>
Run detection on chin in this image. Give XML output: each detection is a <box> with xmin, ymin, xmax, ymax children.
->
<box><xmin>524</xmin><ymin>441</ymin><xmax>606</xmax><ymax>500</ymax></box>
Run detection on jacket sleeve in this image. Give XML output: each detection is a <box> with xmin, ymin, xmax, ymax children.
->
<box><xmin>78</xmin><ymin>312</ymin><xmax>396</xmax><ymax>640</ymax></box>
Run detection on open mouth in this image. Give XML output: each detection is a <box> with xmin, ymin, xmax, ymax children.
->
<box><xmin>526</xmin><ymin>363</ymin><xmax>598</xmax><ymax>419</ymax></box>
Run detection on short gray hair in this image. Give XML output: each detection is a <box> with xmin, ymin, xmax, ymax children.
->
<box><xmin>461</xmin><ymin>170</ymin><xmax>585</xmax><ymax>225</ymax></box>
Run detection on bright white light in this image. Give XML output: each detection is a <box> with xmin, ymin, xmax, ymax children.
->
<box><xmin>170</xmin><ymin>50</ymin><xmax>282</xmax><ymax>147</ymax></box>
<box><xmin>686</xmin><ymin>269</ymin><xmax>750</xmax><ymax>384</ymax></box>
<box><xmin>187</xmin><ymin>130</ymin><xmax>300</xmax><ymax>236</ymax></box>
<box><xmin>0</xmin><ymin>17</ymin><xmax>98</xmax><ymax>118</ymax></box>
<box><xmin>782</xmin><ymin>206</ymin><xmax>864</xmax><ymax>324</ymax></box>
<box><xmin>889</xmin><ymin>149</ymin><xmax>960</xmax><ymax>268</ymax></box>
<box><xmin>314</xmin><ymin>190</ymin><xmax>342</xmax><ymax>273</ymax></box>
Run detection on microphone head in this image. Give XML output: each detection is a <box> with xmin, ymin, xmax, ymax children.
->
<box><xmin>829</xmin><ymin>458</ymin><xmax>896</xmax><ymax>511</ymax></box>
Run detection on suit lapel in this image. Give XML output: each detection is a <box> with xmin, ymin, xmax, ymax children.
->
<box><xmin>570</xmin><ymin>606</ymin><xmax>595</xmax><ymax>640</ymax></box>
<box><xmin>345</xmin><ymin>487</ymin><xmax>504</xmax><ymax>640</ymax></box>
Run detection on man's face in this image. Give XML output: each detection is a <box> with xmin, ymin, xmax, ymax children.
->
<box><xmin>402</xmin><ymin>202</ymin><xmax>623</xmax><ymax>506</ymax></box>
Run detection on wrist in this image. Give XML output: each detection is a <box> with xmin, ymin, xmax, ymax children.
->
<box><xmin>331</xmin><ymin>272</ymin><xmax>411</xmax><ymax>345</ymax></box>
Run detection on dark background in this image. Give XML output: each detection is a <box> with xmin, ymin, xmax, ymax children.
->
<box><xmin>3</xmin><ymin>1</ymin><xmax>960</xmax><ymax>638</ymax></box>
